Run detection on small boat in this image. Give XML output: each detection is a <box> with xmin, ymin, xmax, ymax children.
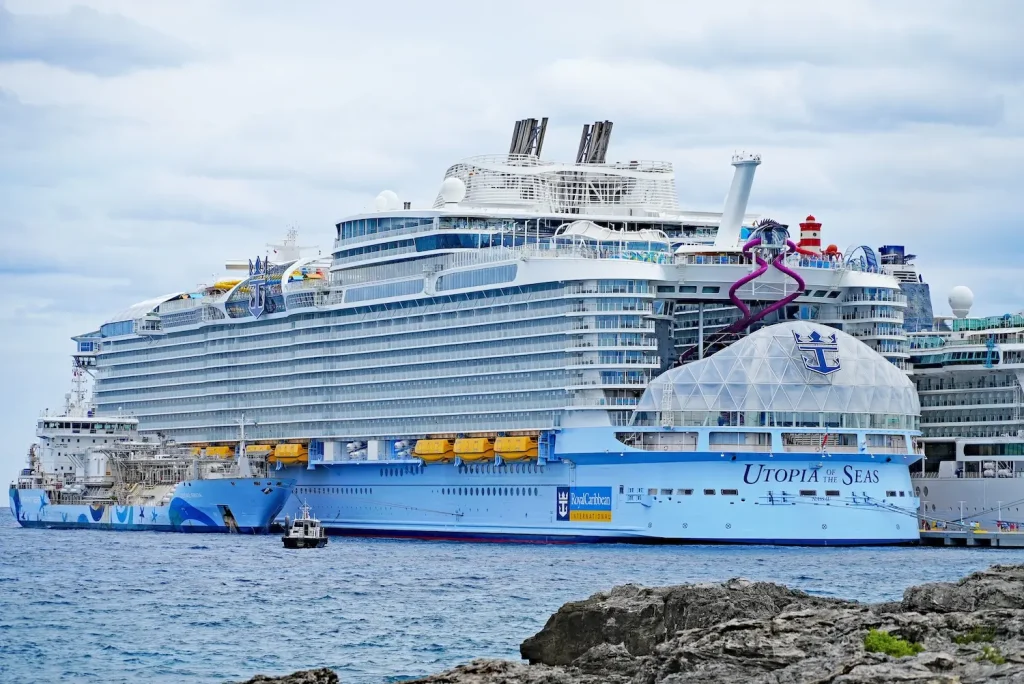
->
<box><xmin>282</xmin><ymin>502</ymin><xmax>328</xmax><ymax>548</ymax></box>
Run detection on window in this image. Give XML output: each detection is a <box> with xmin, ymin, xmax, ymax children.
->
<box><xmin>899</xmin><ymin>491</ymin><xmax>905</xmax><ymax>497</ymax></box>
<box><xmin>701</xmin><ymin>286</ymin><xmax>720</xmax><ymax>294</ymax></box>
<box><xmin>799</xmin><ymin>490</ymin><xmax>817</xmax><ymax>496</ymax></box>
<box><xmin>721</xmin><ymin>489</ymin><xmax>738</xmax><ymax>496</ymax></box>
<box><xmin>647</xmin><ymin>488</ymin><xmax>657</xmax><ymax>495</ymax></box>
<box><xmin>660</xmin><ymin>489</ymin><xmax>673</xmax><ymax>495</ymax></box>
<box><xmin>704</xmin><ymin>489</ymin><xmax>716</xmax><ymax>495</ymax></box>
<box><xmin>886</xmin><ymin>490</ymin><xmax>897</xmax><ymax>497</ymax></box>
<box><xmin>826</xmin><ymin>490</ymin><xmax>840</xmax><ymax>497</ymax></box>
<box><xmin>436</xmin><ymin>265</ymin><xmax>518</xmax><ymax>292</ymax></box>
<box><xmin>677</xmin><ymin>488</ymin><xmax>693</xmax><ymax>495</ymax></box>
<box><xmin>345</xmin><ymin>278</ymin><xmax>423</xmax><ymax>303</ymax></box>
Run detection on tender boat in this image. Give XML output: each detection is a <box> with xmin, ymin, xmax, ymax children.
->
<box><xmin>282</xmin><ymin>503</ymin><xmax>328</xmax><ymax>548</ymax></box>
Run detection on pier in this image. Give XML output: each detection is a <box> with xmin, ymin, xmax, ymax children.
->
<box><xmin>919</xmin><ymin>528</ymin><xmax>1024</xmax><ymax>547</ymax></box>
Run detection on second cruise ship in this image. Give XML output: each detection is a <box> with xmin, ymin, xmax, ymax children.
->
<box><xmin>18</xmin><ymin>118</ymin><xmax>928</xmax><ymax>544</ymax></box>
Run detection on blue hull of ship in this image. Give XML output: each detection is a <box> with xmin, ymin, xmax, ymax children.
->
<box><xmin>276</xmin><ymin>427</ymin><xmax>922</xmax><ymax>546</ymax></box>
<box><xmin>8</xmin><ymin>478</ymin><xmax>293</xmax><ymax>534</ymax></box>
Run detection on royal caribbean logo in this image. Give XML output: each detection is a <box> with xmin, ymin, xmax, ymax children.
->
<box><xmin>556</xmin><ymin>486</ymin><xmax>612</xmax><ymax>523</ymax></box>
<box><xmin>793</xmin><ymin>330</ymin><xmax>841</xmax><ymax>376</ymax></box>
<box><xmin>248</xmin><ymin>256</ymin><xmax>269</xmax><ymax>318</ymax></box>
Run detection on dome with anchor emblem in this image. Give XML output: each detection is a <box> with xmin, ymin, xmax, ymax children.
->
<box><xmin>635</xmin><ymin>321</ymin><xmax>919</xmax><ymax>428</ymax></box>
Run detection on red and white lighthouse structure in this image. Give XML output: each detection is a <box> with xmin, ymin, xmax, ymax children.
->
<box><xmin>798</xmin><ymin>215</ymin><xmax>822</xmax><ymax>254</ymax></box>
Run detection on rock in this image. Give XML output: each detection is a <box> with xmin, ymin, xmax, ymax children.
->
<box><xmin>232</xmin><ymin>668</ymin><xmax>338</xmax><ymax>684</ymax></box>
<box><xmin>421</xmin><ymin>564</ymin><xmax>1024</xmax><ymax>683</ymax></box>
<box><xmin>903</xmin><ymin>564</ymin><xmax>1024</xmax><ymax>614</ymax></box>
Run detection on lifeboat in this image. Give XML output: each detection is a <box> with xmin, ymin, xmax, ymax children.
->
<box><xmin>246</xmin><ymin>444</ymin><xmax>274</xmax><ymax>459</ymax></box>
<box><xmin>413</xmin><ymin>439</ymin><xmax>455</xmax><ymax>462</ymax></box>
<box><xmin>495</xmin><ymin>436</ymin><xmax>538</xmax><ymax>462</ymax></box>
<box><xmin>270</xmin><ymin>443</ymin><xmax>308</xmax><ymax>465</ymax></box>
<box><xmin>205</xmin><ymin>446</ymin><xmax>234</xmax><ymax>459</ymax></box>
<box><xmin>454</xmin><ymin>438</ymin><xmax>494</xmax><ymax>462</ymax></box>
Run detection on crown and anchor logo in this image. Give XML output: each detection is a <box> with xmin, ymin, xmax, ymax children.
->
<box><xmin>248</xmin><ymin>256</ymin><xmax>271</xmax><ymax>318</ymax></box>
<box><xmin>556</xmin><ymin>488</ymin><xmax>570</xmax><ymax>521</ymax></box>
<box><xmin>793</xmin><ymin>330</ymin><xmax>841</xmax><ymax>376</ymax></box>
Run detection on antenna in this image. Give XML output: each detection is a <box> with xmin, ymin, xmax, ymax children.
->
<box><xmin>576</xmin><ymin>120</ymin><xmax>613</xmax><ymax>164</ymax></box>
<box><xmin>508</xmin><ymin>117</ymin><xmax>548</xmax><ymax>157</ymax></box>
<box><xmin>266</xmin><ymin>223</ymin><xmax>316</xmax><ymax>262</ymax></box>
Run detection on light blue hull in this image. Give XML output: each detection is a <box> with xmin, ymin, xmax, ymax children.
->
<box><xmin>8</xmin><ymin>478</ymin><xmax>294</xmax><ymax>534</ymax></box>
<box><xmin>278</xmin><ymin>429</ymin><xmax>921</xmax><ymax>546</ymax></box>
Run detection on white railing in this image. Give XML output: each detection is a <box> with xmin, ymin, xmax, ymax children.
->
<box><xmin>844</xmin><ymin>293</ymin><xmax>907</xmax><ymax>304</ymax></box>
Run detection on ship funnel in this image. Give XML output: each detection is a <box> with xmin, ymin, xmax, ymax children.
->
<box><xmin>714</xmin><ymin>152</ymin><xmax>761</xmax><ymax>249</ymax></box>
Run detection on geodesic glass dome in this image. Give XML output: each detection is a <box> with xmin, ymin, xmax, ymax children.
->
<box><xmin>635</xmin><ymin>321</ymin><xmax>920</xmax><ymax>429</ymax></box>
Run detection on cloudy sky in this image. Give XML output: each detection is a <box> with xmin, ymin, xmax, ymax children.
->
<box><xmin>1</xmin><ymin>0</ymin><xmax>1021</xmax><ymax>486</ymax></box>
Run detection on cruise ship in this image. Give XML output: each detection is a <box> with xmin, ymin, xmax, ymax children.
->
<box><xmin>20</xmin><ymin>119</ymin><xmax>928</xmax><ymax>544</ymax></box>
<box><xmin>910</xmin><ymin>286</ymin><xmax>1024</xmax><ymax>529</ymax></box>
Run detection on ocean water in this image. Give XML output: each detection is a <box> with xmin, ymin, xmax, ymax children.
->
<box><xmin>3</xmin><ymin>507</ymin><xmax>1023</xmax><ymax>684</ymax></box>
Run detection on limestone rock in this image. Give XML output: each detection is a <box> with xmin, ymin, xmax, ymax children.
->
<box><xmin>246</xmin><ymin>565</ymin><xmax>1024</xmax><ymax>684</ymax></box>
<box><xmin>429</xmin><ymin>564</ymin><xmax>1024</xmax><ymax>683</ymax></box>
<box><xmin>233</xmin><ymin>668</ymin><xmax>338</xmax><ymax>684</ymax></box>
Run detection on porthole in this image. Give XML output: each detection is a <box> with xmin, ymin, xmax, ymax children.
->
<box><xmin>923</xmin><ymin>487</ymin><xmax>929</xmax><ymax>497</ymax></box>
<box><xmin>726</xmin><ymin>523</ymin><xmax>732</xmax><ymax>529</ymax></box>
<box><xmin>682</xmin><ymin>523</ymin><xmax>688</xmax><ymax>528</ymax></box>
<box><xmin>822</xmin><ymin>524</ymin><xmax>827</xmax><ymax>530</ymax></box>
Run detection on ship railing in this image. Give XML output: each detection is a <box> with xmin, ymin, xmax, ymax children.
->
<box><xmin>780</xmin><ymin>445</ymin><xmax>912</xmax><ymax>454</ymax></box>
<box><xmin>333</xmin><ymin>243</ymin><xmax>418</xmax><ymax>266</ymax></box>
<box><xmin>286</xmin><ymin>278</ymin><xmax>331</xmax><ymax>292</ymax></box>
<box><xmin>572</xmin><ymin>322</ymin><xmax>656</xmax><ymax>331</ymax></box>
<box><xmin>334</xmin><ymin>220</ymin><xmax>439</xmax><ymax>249</ymax></box>
<box><xmin>567</xmin><ymin>397</ymin><xmax>641</xmax><ymax>407</ymax></box>
<box><xmin>843</xmin><ymin>293</ymin><xmax>908</xmax><ymax>304</ymax></box>
<box><xmin>709</xmin><ymin>443</ymin><xmax>773</xmax><ymax>452</ymax></box>
<box><xmin>838</xmin><ymin>312</ymin><xmax>905</xmax><ymax>321</ymax></box>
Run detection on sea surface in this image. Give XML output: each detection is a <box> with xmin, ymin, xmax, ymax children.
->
<box><xmin>2</xmin><ymin>507</ymin><xmax>1023</xmax><ymax>683</ymax></box>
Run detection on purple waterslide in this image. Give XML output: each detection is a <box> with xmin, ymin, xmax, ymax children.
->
<box><xmin>676</xmin><ymin>238</ymin><xmax>807</xmax><ymax>364</ymax></box>
<box><xmin>725</xmin><ymin>239</ymin><xmax>807</xmax><ymax>332</ymax></box>
<box><xmin>737</xmin><ymin>237</ymin><xmax>806</xmax><ymax>327</ymax></box>
<box><xmin>725</xmin><ymin>236</ymin><xmax>767</xmax><ymax>319</ymax></box>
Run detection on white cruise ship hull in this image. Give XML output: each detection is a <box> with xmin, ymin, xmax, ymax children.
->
<box><xmin>913</xmin><ymin>475</ymin><xmax>1024</xmax><ymax>529</ymax></box>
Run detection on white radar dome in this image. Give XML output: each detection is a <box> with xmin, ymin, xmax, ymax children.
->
<box><xmin>949</xmin><ymin>285</ymin><xmax>974</xmax><ymax>318</ymax></box>
<box><xmin>374</xmin><ymin>194</ymin><xmax>388</xmax><ymax>211</ymax></box>
<box><xmin>440</xmin><ymin>177</ymin><xmax>466</xmax><ymax>204</ymax></box>
<box><xmin>381</xmin><ymin>190</ymin><xmax>400</xmax><ymax>211</ymax></box>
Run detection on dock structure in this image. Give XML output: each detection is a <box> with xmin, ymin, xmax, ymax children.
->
<box><xmin>919</xmin><ymin>528</ymin><xmax>1024</xmax><ymax>547</ymax></box>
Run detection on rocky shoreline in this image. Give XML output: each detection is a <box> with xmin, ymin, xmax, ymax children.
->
<box><xmin>240</xmin><ymin>564</ymin><xmax>1024</xmax><ymax>683</ymax></box>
